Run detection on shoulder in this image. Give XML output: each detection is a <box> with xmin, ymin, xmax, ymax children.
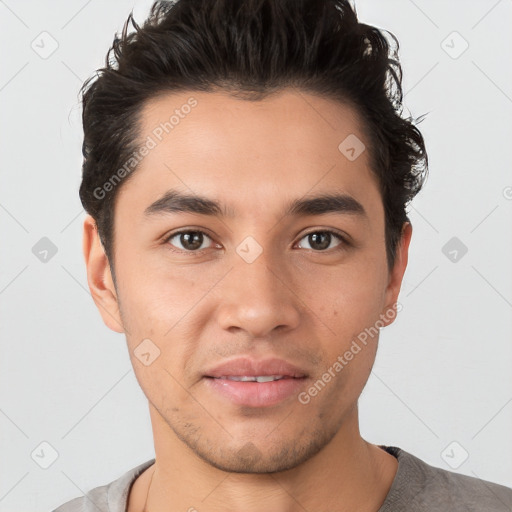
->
<box><xmin>51</xmin><ymin>459</ymin><xmax>155</xmax><ymax>512</ymax></box>
<box><xmin>380</xmin><ymin>445</ymin><xmax>512</xmax><ymax>512</ymax></box>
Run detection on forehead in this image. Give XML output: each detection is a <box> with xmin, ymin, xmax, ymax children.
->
<box><xmin>117</xmin><ymin>88</ymin><xmax>382</xmax><ymax>220</ymax></box>
<box><xmin>140</xmin><ymin>88</ymin><xmax>368</xmax><ymax>162</ymax></box>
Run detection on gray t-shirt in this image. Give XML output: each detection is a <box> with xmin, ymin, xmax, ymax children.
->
<box><xmin>52</xmin><ymin>445</ymin><xmax>512</xmax><ymax>511</ymax></box>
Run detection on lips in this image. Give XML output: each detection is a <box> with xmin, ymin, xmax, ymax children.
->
<box><xmin>203</xmin><ymin>357</ymin><xmax>308</xmax><ymax>407</ymax></box>
<box><xmin>204</xmin><ymin>357</ymin><xmax>308</xmax><ymax>379</ymax></box>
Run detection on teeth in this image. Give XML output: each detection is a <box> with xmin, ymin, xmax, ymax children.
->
<box><xmin>219</xmin><ymin>375</ymin><xmax>286</xmax><ymax>382</ymax></box>
<box><xmin>256</xmin><ymin>375</ymin><xmax>283</xmax><ymax>383</ymax></box>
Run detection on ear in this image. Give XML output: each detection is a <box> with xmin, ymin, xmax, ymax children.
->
<box><xmin>82</xmin><ymin>215</ymin><xmax>124</xmax><ymax>333</ymax></box>
<box><xmin>381</xmin><ymin>222</ymin><xmax>412</xmax><ymax>326</ymax></box>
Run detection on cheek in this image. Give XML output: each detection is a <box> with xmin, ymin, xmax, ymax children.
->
<box><xmin>115</xmin><ymin>253</ymin><xmax>208</xmax><ymax>337</ymax></box>
<box><xmin>115</xmin><ymin>257</ymin><xmax>215</xmax><ymax>389</ymax></box>
<box><xmin>302</xmin><ymin>262</ymin><xmax>387</xmax><ymax>389</ymax></box>
<box><xmin>309</xmin><ymin>263</ymin><xmax>387</xmax><ymax>334</ymax></box>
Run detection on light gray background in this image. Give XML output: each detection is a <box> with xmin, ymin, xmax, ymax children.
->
<box><xmin>0</xmin><ymin>0</ymin><xmax>511</xmax><ymax>510</ymax></box>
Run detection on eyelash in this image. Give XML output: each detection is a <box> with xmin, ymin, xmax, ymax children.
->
<box><xmin>163</xmin><ymin>229</ymin><xmax>350</xmax><ymax>255</ymax></box>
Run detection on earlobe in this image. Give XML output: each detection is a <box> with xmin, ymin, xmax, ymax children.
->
<box><xmin>82</xmin><ymin>215</ymin><xmax>125</xmax><ymax>333</ymax></box>
<box><xmin>381</xmin><ymin>222</ymin><xmax>412</xmax><ymax>326</ymax></box>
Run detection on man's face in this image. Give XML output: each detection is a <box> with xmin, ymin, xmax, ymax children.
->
<box><xmin>87</xmin><ymin>89</ymin><xmax>408</xmax><ymax>473</ymax></box>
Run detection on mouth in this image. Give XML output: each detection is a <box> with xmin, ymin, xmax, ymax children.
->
<box><xmin>203</xmin><ymin>374</ymin><xmax>308</xmax><ymax>407</ymax></box>
<box><xmin>209</xmin><ymin>375</ymin><xmax>297</xmax><ymax>382</ymax></box>
<box><xmin>202</xmin><ymin>357</ymin><xmax>309</xmax><ymax>407</ymax></box>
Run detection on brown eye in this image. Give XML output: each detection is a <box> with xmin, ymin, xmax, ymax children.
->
<box><xmin>298</xmin><ymin>231</ymin><xmax>343</xmax><ymax>251</ymax></box>
<box><xmin>167</xmin><ymin>231</ymin><xmax>212</xmax><ymax>251</ymax></box>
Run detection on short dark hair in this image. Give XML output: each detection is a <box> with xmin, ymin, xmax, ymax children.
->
<box><xmin>79</xmin><ymin>0</ymin><xmax>428</xmax><ymax>280</ymax></box>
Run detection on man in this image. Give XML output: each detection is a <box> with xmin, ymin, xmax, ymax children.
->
<box><xmin>54</xmin><ymin>0</ymin><xmax>512</xmax><ymax>510</ymax></box>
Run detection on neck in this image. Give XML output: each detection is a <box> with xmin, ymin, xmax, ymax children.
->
<box><xmin>129</xmin><ymin>403</ymin><xmax>398</xmax><ymax>512</ymax></box>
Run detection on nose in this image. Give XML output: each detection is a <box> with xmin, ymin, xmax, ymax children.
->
<box><xmin>216</xmin><ymin>253</ymin><xmax>302</xmax><ymax>338</ymax></box>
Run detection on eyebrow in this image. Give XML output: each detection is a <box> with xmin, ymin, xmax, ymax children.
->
<box><xmin>143</xmin><ymin>189</ymin><xmax>367</xmax><ymax>219</ymax></box>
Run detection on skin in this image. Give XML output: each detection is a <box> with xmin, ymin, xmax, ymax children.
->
<box><xmin>83</xmin><ymin>88</ymin><xmax>412</xmax><ymax>511</ymax></box>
